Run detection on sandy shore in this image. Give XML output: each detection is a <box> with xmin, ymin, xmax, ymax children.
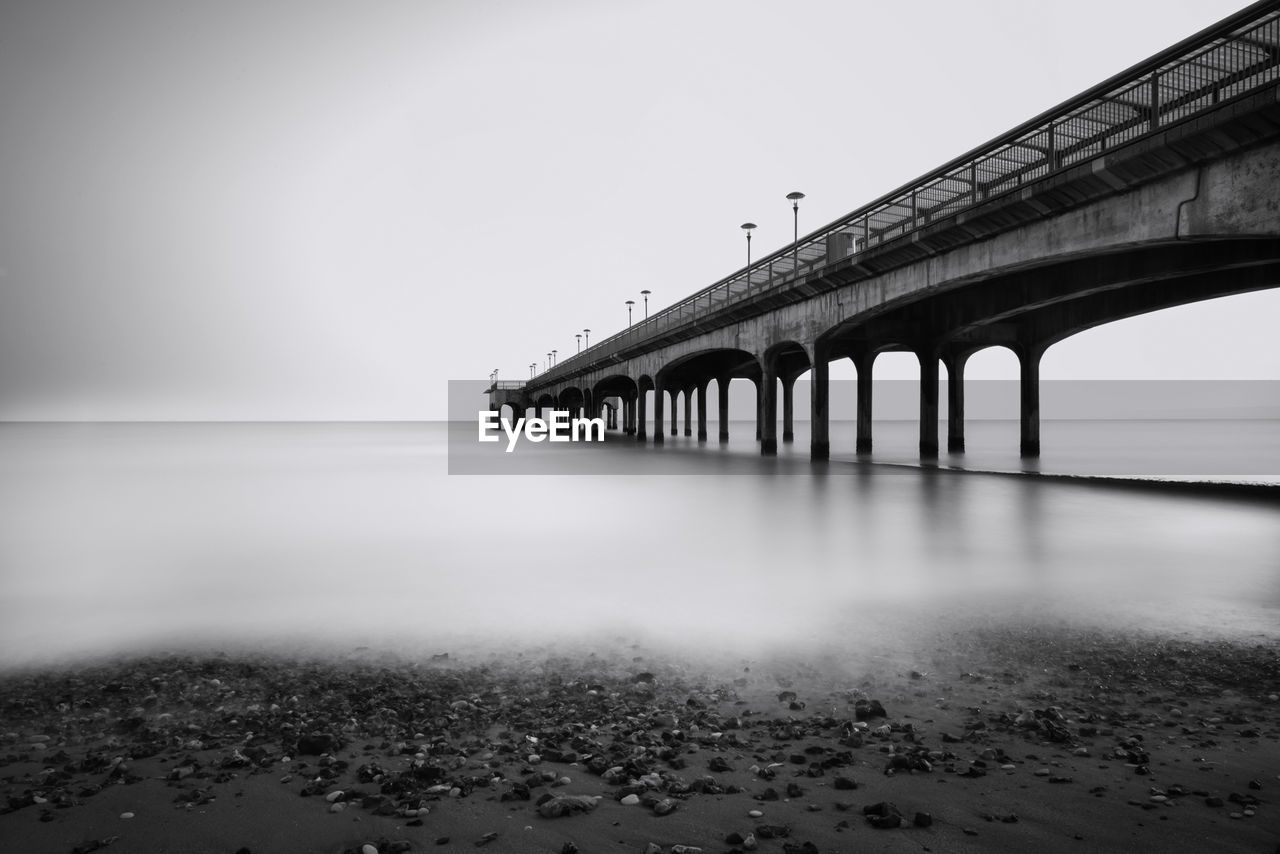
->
<box><xmin>1</xmin><ymin>623</ymin><xmax>1277</xmax><ymax>854</ymax></box>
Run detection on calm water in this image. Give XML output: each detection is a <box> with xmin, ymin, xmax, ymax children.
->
<box><xmin>1</xmin><ymin>421</ymin><xmax>1277</xmax><ymax>668</ymax></box>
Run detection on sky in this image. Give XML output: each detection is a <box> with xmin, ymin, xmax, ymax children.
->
<box><xmin>1</xmin><ymin>0</ymin><xmax>1276</xmax><ymax>421</ymax></box>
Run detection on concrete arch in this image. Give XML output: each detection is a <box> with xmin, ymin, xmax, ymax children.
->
<box><xmin>558</xmin><ymin>386</ymin><xmax>585</xmax><ymax>417</ymax></box>
<box><xmin>592</xmin><ymin>374</ymin><xmax>639</xmax><ymax>435</ymax></box>
<box><xmin>760</xmin><ymin>341</ymin><xmax>813</xmax><ymax>452</ymax></box>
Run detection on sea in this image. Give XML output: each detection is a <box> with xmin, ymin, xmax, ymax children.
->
<box><xmin>1</xmin><ymin>418</ymin><xmax>1277</xmax><ymax>670</ymax></box>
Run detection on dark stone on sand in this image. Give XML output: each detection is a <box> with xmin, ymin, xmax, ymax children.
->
<box><xmin>708</xmin><ymin>757</ymin><xmax>732</xmax><ymax>772</ymax></box>
<box><xmin>652</xmin><ymin>798</ymin><xmax>677</xmax><ymax>816</ymax></box>
<box><xmin>754</xmin><ymin>824</ymin><xmax>791</xmax><ymax>839</ymax></box>
<box><xmin>833</xmin><ymin>776</ymin><xmax>858</xmax><ymax>790</ymax></box>
<box><xmin>854</xmin><ymin>699</ymin><xmax>887</xmax><ymax>721</ymax></box>
<box><xmin>758</xmin><ymin>787</ymin><xmax>779</xmax><ymax>801</ymax></box>
<box><xmin>561</xmin><ymin>844</ymin><xmax>579</xmax><ymax>854</ymax></box>
<box><xmin>786</xmin><ymin>783</ymin><xmax>804</xmax><ymax>798</ymax></box>
<box><xmin>725</xmin><ymin>832</ymin><xmax>745</xmax><ymax>844</ymax></box>
<box><xmin>782</xmin><ymin>843</ymin><xmax>818</xmax><ymax>854</ymax></box>
<box><xmin>914</xmin><ymin>812</ymin><xmax>933</xmax><ymax>827</ymax></box>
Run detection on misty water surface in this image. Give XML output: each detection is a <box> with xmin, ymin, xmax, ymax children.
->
<box><xmin>0</xmin><ymin>421</ymin><xmax>1277</xmax><ymax>667</ymax></box>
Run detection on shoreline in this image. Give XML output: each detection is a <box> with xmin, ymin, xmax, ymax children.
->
<box><xmin>2</xmin><ymin>624</ymin><xmax>1276</xmax><ymax>854</ymax></box>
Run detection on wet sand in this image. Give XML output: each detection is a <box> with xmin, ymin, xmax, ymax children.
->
<box><xmin>1</xmin><ymin>622</ymin><xmax>1277</xmax><ymax>854</ymax></box>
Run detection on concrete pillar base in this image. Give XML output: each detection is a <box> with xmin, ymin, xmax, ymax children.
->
<box><xmin>1020</xmin><ymin>440</ymin><xmax>1040</xmax><ymax>457</ymax></box>
<box><xmin>948</xmin><ymin>437</ymin><xmax>965</xmax><ymax>453</ymax></box>
<box><xmin>697</xmin><ymin>430</ymin><xmax>707</xmax><ymax>441</ymax></box>
<box><xmin>653</xmin><ymin>433</ymin><xmax>664</xmax><ymax>446</ymax></box>
<box><xmin>761</xmin><ymin>438</ymin><xmax>777</xmax><ymax>455</ymax></box>
<box><xmin>782</xmin><ymin>430</ymin><xmax>794</xmax><ymax>442</ymax></box>
<box><xmin>856</xmin><ymin>438</ymin><xmax>872</xmax><ymax>453</ymax></box>
<box><xmin>919</xmin><ymin>441</ymin><xmax>939</xmax><ymax>458</ymax></box>
<box><xmin>811</xmin><ymin>441</ymin><xmax>829</xmax><ymax>460</ymax></box>
<box><xmin>718</xmin><ymin>431</ymin><xmax>729</xmax><ymax>442</ymax></box>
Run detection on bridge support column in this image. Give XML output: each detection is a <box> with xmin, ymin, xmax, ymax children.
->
<box><xmin>760</xmin><ymin>364</ymin><xmax>778</xmax><ymax>456</ymax></box>
<box><xmin>718</xmin><ymin>377</ymin><xmax>730</xmax><ymax>442</ymax></box>
<box><xmin>1019</xmin><ymin>346</ymin><xmax>1042</xmax><ymax>457</ymax></box>
<box><xmin>944</xmin><ymin>350</ymin><xmax>971</xmax><ymax>453</ymax></box>
<box><xmin>535</xmin><ymin>404</ymin><xmax>543</xmax><ymax>420</ymax></box>
<box><xmin>669</xmin><ymin>390</ymin><xmax>678</xmax><ymax>437</ymax></box>
<box><xmin>683</xmin><ymin>387</ymin><xmax>692</xmax><ymax>437</ymax></box>
<box><xmin>696</xmin><ymin>382</ymin><xmax>708</xmax><ymax>441</ymax></box>
<box><xmin>782</xmin><ymin>376</ymin><xmax>795</xmax><ymax>443</ymax></box>
<box><xmin>624</xmin><ymin>396</ymin><xmax>635</xmax><ymax>435</ymax></box>
<box><xmin>637</xmin><ymin>391</ymin><xmax>648</xmax><ymax>442</ymax></box>
<box><xmin>811</xmin><ymin>344</ymin><xmax>830</xmax><ymax>461</ymax></box>
<box><xmin>918</xmin><ymin>350</ymin><xmax>939</xmax><ymax>458</ymax></box>
<box><xmin>854</xmin><ymin>351</ymin><xmax>875</xmax><ymax>453</ymax></box>
<box><xmin>654</xmin><ymin>382</ymin><xmax>665</xmax><ymax>446</ymax></box>
<box><xmin>754</xmin><ymin>381</ymin><xmax>763</xmax><ymax>441</ymax></box>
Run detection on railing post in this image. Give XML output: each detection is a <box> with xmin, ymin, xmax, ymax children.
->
<box><xmin>1047</xmin><ymin>122</ymin><xmax>1056</xmax><ymax>170</ymax></box>
<box><xmin>1150</xmin><ymin>71</ymin><xmax>1160</xmax><ymax>131</ymax></box>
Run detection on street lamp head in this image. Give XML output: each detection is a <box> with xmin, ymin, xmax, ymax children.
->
<box><xmin>787</xmin><ymin>191</ymin><xmax>805</xmax><ymax>202</ymax></box>
<box><xmin>584</xmin><ymin>328</ymin><xmax>590</xmax><ymax>334</ymax></box>
<box><xmin>641</xmin><ymin>289</ymin><xmax>651</xmax><ymax>296</ymax></box>
<box><xmin>625</xmin><ymin>299</ymin><xmax>634</xmax><ymax>306</ymax></box>
<box><xmin>740</xmin><ymin>222</ymin><xmax>757</xmax><ymax>231</ymax></box>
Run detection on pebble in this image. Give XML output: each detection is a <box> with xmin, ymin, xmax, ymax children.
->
<box><xmin>330</xmin><ymin>802</ymin><xmax>346</xmax><ymax>813</ymax></box>
<box><xmin>748</xmin><ymin>809</ymin><xmax>764</xmax><ymax>818</ymax></box>
<box><xmin>361</xmin><ymin>846</ymin><xmax>379</xmax><ymax>854</ymax></box>
<box><xmin>119</xmin><ymin>812</ymin><xmax>135</xmax><ymax>820</ymax></box>
<box><xmin>325</xmin><ymin>790</ymin><xmax>345</xmax><ymax>803</ymax></box>
<box><xmin>1034</xmin><ymin>768</ymin><xmax>1051</xmax><ymax>776</ymax></box>
<box><xmin>620</xmin><ymin>794</ymin><xmax>640</xmax><ymax>806</ymax></box>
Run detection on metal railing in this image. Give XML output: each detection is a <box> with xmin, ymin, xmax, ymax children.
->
<box><xmin>534</xmin><ymin>0</ymin><xmax>1280</xmax><ymax>386</ymax></box>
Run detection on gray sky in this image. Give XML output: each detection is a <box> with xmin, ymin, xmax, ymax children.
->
<box><xmin>1</xmin><ymin>0</ymin><xmax>1275</xmax><ymax>421</ymax></box>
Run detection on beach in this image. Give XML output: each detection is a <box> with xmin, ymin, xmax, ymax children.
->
<box><xmin>2</xmin><ymin>619</ymin><xmax>1276</xmax><ymax>854</ymax></box>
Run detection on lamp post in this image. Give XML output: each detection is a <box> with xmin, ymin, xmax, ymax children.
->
<box><xmin>576</xmin><ymin>333</ymin><xmax>582</xmax><ymax>353</ymax></box>
<box><xmin>547</xmin><ymin>352</ymin><xmax>551</xmax><ymax>371</ymax></box>
<box><xmin>740</xmin><ymin>222</ymin><xmax>757</xmax><ymax>284</ymax></box>
<box><xmin>625</xmin><ymin>300</ymin><xmax>634</xmax><ymax>326</ymax></box>
<box><xmin>786</xmin><ymin>191</ymin><xmax>805</xmax><ymax>277</ymax></box>
<box><xmin>584</xmin><ymin>328</ymin><xmax>590</xmax><ymax>348</ymax></box>
<box><xmin>552</xmin><ymin>349</ymin><xmax>557</xmax><ymax>367</ymax></box>
<box><xmin>641</xmin><ymin>289</ymin><xmax>651</xmax><ymax>318</ymax></box>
